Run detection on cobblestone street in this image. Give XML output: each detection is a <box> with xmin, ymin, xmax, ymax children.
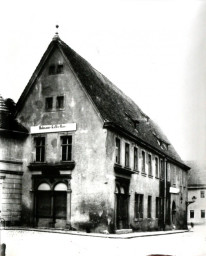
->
<box><xmin>1</xmin><ymin>225</ymin><xmax>206</xmax><ymax>256</ymax></box>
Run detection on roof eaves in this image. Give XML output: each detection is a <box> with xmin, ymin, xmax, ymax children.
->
<box><xmin>15</xmin><ymin>40</ymin><xmax>57</xmax><ymax>116</ymax></box>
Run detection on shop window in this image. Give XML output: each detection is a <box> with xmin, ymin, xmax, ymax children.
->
<box><xmin>190</xmin><ymin>210</ymin><xmax>194</xmax><ymax>218</ymax></box>
<box><xmin>34</xmin><ymin>137</ymin><xmax>45</xmax><ymax>162</ymax></box>
<box><xmin>201</xmin><ymin>210</ymin><xmax>205</xmax><ymax>218</ymax></box>
<box><xmin>135</xmin><ymin>193</ymin><xmax>143</xmax><ymax>219</ymax></box>
<box><xmin>148</xmin><ymin>154</ymin><xmax>152</xmax><ymax>176</ymax></box>
<box><xmin>200</xmin><ymin>191</ymin><xmax>205</xmax><ymax>198</ymax></box>
<box><xmin>115</xmin><ymin>138</ymin><xmax>121</xmax><ymax>164</ymax></box>
<box><xmin>56</xmin><ymin>96</ymin><xmax>64</xmax><ymax>109</ymax></box>
<box><xmin>45</xmin><ymin>97</ymin><xmax>53</xmax><ymax>111</ymax></box>
<box><xmin>36</xmin><ymin>182</ymin><xmax>67</xmax><ymax>220</ymax></box>
<box><xmin>61</xmin><ymin>136</ymin><xmax>72</xmax><ymax>161</ymax></box>
<box><xmin>141</xmin><ymin>151</ymin><xmax>146</xmax><ymax>173</ymax></box>
<box><xmin>155</xmin><ymin>157</ymin><xmax>159</xmax><ymax>178</ymax></box>
<box><xmin>125</xmin><ymin>143</ymin><xmax>130</xmax><ymax>167</ymax></box>
<box><xmin>134</xmin><ymin>147</ymin><xmax>138</xmax><ymax>171</ymax></box>
<box><xmin>147</xmin><ymin>196</ymin><xmax>152</xmax><ymax>218</ymax></box>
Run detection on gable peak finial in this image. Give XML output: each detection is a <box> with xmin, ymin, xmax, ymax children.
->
<box><xmin>53</xmin><ymin>24</ymin><xmax>60</xmax><ymax>40</ymax></box>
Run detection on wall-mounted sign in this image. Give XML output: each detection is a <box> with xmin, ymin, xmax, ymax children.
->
<box><xmin>30</xmin><ymin>123</ymin><xmax>76</xmax><ymax>134</ymax></box>
<box><xmin>169</xmin><ymin>187</ymin><xmax>180</xmax><ymax>194</ymax></box>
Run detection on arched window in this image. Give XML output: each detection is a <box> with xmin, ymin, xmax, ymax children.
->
<box><xmin>38</xmin><ymin>183</ymin><xmax>51</xmax><ymax>191</ymax></box>
<box><xmin>36</xmin><ymin>182</ymin><xmax>67</xmax><ymax>222</ymax></box>
<box><xmin>54</xmin><ymin>183</ymin><xmax>67</xmax><ymax>191</ymax></box>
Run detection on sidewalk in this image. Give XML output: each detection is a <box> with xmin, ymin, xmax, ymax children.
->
<box><xmin>1</xmin><ymin>227</ymin><xmax>189</xmax><ymax>239</ymax></box>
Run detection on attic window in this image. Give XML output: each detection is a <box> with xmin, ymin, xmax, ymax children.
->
<box><xmin>45</xmin><ymin>97</ymin><xmax>53</xmax><ymax>111</ymax></box>
<box><xmin>49</xmin><ymin>65</ymin><xmax>56</xmax><ymax>75</ymax></box>
<box><xmin>48</xmin><ymin>64</ymin><xmax>64</xmax><ymax>75</ymax></box>
<box><xmin>57</xmin><ymin>64</ymin><xmax>64</xmax><ymax>74</ymax></box>
<box><xmin>56</xmin><ymin>96</ymin><xmax>64</xmax><ymax>109</ymax></box>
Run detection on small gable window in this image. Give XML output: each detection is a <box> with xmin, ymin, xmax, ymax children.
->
<box><xmin>57</xmin><ymin>64</ymin><xmax>64</xmax><ymax>74</ymax></box>
<box><xmin>56</xmin><ymin>96</ymin><xmax>64</xmax><ymax>109</ymax></box>
<box><xmin>48</xmin><ymin>64</ymin><xmax>64</xmax><ymax>75</ymax></box>
<box><xmin>45</xmin><ymin>97</ymin><xmax>53</xmax><ymax>111</ymax></box>
<box><xmin>48</xmin><ymin>65</ymin><xmax>56</xmax><ymax>75</ymax></box>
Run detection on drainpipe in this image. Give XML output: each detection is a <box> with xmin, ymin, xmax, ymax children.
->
<box><xmin>163</xmin><ymin>158</ymin><xmax>167</xmax><ymax>229</ymax></box>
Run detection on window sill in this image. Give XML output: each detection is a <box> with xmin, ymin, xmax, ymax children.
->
<box><xmin>141</xmin><ymin>172</ymin><xmax>147</xmax><ymax>177</ymax></box>
<box><xmin>133</xmin><ymin>170</ymin><xmax>139</xmax><ymax>174</ymax></box>
<box><xmin>134</xmin><ymin>218</ymin><xmax>143</xmax><ymax>222</ymax></box>
<box><xmin>148</xmin><ymin>175</ymin><xmax>153</xmax><ymax>179</ymax></box>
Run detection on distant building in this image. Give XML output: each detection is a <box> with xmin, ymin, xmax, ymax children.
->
<box><xmin>0</xmin><ymin>34</ymin><xmax>189</xmax><ymax>233</ymax></box>
<box><xmin>187</xmin><ymin>161</ymin><xmax>206</xmax><ymax>225</ymax></box>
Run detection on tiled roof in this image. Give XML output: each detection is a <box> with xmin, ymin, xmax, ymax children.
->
<box><xmin>0</xmin><ymin>95</ymin><xmax>28</xmax><ymax>133</ymax></box>
<box><xmin>186</xmin><ymin>161</ymin><xmax>206</xmax><ymax>185</ymax></box>
<box><xmin>16</xmin><ymin>37</ymin><xmax>189</xmax><ymax>169</ymax></box>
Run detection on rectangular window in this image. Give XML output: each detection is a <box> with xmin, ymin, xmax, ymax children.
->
<box><xmin>190</xmin><ymin>210</ymin><xmax>194</xmax><ymax>218</ymax></box>
<box><xmin>200</xmin><ymin>191</ymin><xmax>205</xmax><ymax>198</ymax></box>
<box><xmin>156</xmin><ymin>197</ymin><xmax>160</xmax><ymax>218</ymax></box>
<box><xmin>115</xmin><ymin>138</ymin><xmax>121</xmax><ymax>164</ymax></box>
<box><xmin>201</xmin><ymin>210</ymin><xmax>205</xmax><ymax>218</ymax></box>
<box><xmin>35</xmin><ymin>137</ymin><xmax>45</xmax><ymax>162</ymax></box>
<box><xmin>56</xmin><ymin>64</ymin><xmax>64</xmax><ymax>74</ymax></box>
<box><xmin>147</xmin><ymin>196</ymin><xmax>152</xmax><ymax>218</ymax></box>
<box><xmin>134</xmin><ymin>147</ymin><xmax>138</xmax><ymax>170</ymax></box>
<box><xmin>45</xmin><ymin>97</ymin><xmax>53</xmax><ymax>111</ymax></box>
<box><xmin>135</xmin><ymin>194</ymin><xmax>144</xmax><ymax>219</ymax></box>
<box><xmin>142</xmin><ymin>151</ymin><xmax>145</xmax><ymax>173</ymax></box>
<box><xmin>155</xmin><ymin>157</ymin><xmax>159</xmax><ymax>178</ymax></box>
<box><xmin>48</xmin><ymin>65</ymin><xmax>56</xmax><ymax>75</ymax></box>
<box><xmin>148</xmin><ymin>154</ymin><xmax>152</xmax><ymax>176</ymax></box>
<box><xmin>61</xmin><ymin>136</ymin><xmax>72</xmax><ymax>161</ymax></box>
<box><xmin>125</xmin><ymin>143</ymin><xmax>130</xmax><ymax>167</ymax></box>
<box><xmin>160</xmin><ymin>159</ymin><xmax>165</xmax><ymax>180</ymax></box>
<box><xmin>56</xmin><ymin>96</ymin><xmax>64</xmax><ymax>109</ymax></box>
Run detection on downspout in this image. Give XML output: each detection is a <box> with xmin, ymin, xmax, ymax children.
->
<box><xmin>164</xmin><ymin>158</ymin><xmax>167</xmax><ymax>229</ymax></box>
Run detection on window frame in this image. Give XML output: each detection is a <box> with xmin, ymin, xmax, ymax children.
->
<box><xmin>56</xmin><ymin>95</ymin><xmax>65</xmax><ymax>110</ymax></box>
<box><xmin>134</xmin><ymin>147</ymin><xmax>138</xmax><ymax>171</ymax></box>
<box><xmin>141</xmin><ymin>150</ymin><xmax>146</xmax><ymax>174</ymax></box>
<box><xmin>200</xmin><ymin>191</ymin><xmax>205</xmax><ymax>198</ymax></box>
<box><xmin>190</xmin><ymin>210</ymin><xmax>194</xmax><ymax>219</ymax></box>
<box><xmin>115</xmin><ymin>138</ymin><xmax>121</xmax><ymax>164</ymax></box>
<box><xmin>155</xmin><ymin>157</ymin><xmax>159</xmax><ymax>178</ymax></box>
<box><xmin>61</xmin><ymin>135</ymin><xmax>72</xmax><ymax>162</ymax></box>
<box><xmin>125</xmin><ymin>143</ymin><xmax>130</xmax><ymax>168</ymax></box>
<box><xmin>135</xmin><ymin>193</ymin><xmax>144</xmax><ymax>219</ymax></box>
<box><xmin>45</xmin><ymin>97</ymin><xmax>53</xmax><ymax>111</ymax></box>
<box><xmin>201</xmin><ymin>210</ymin><xmax>205</xmax><ymax>218</ymax></box>
<box><xmin>148</xmin><ymin>153</ymin><xmax>152</xmax><ymax>176</ymax></box>
<box><xmin>34</xmin><ymin>137</ymin><xmax>45</xmax><ymax>162</ymax></box>
<box><xmin>147</xmin><ymin>195</ymin><xmax>152</xmax><ymax>218</ymax></box>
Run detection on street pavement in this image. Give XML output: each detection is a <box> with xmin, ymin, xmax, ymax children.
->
<box><xmin>0</xmin><ymin>224</ymin><xmax>206</xmax><ymax>256</ymax></box>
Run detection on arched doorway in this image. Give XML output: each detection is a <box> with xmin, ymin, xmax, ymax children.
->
<box><xmin>115</xmin><ymin>182</ymin><xmax>129</xmax><ymax>229</ymax></box>
<box><xmin>35</xmin><ymin>182</ymin><xmax>67</xmax><ymax>228</ymax></box>
<box><xmin>172</xmin><ymin>201</ymin><xmax>176</xmax><ymax>226</ymax></box>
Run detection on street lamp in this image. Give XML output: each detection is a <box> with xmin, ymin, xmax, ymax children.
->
<box><xmin>186</xmin><ymin>196</ymin><xmax>196</xmax><ymax>206</ymax></box>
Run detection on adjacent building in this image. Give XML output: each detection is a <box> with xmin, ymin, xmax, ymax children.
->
<box><xmin>187</xmin><ymin>161</ymin><xmax>206</xmax><ymax>225</ymax></box>
<box><xmin>0</xmin><ymin>34</ymin><xmax>189</xmax><ymax>233</ymax></box>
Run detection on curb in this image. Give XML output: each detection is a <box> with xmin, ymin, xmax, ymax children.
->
<box><xmin>0</xmin><ymin>227</ymin><xmax>189</xmax><ymax>239</ymax></box>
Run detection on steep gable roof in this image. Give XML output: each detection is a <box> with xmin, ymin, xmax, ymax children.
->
<box><xmin>0</xmin><ymin>95</ymin><xmax>28</xmax><ymax>133</ymax></box>
<box><xmin>16</xmin><ymin>36</ymin><xmax>189</xmax><ymax>169</ymax></box>
<box><xmin>186</xmin><ymin>161</ymin><xmax>206</xmax><ymax>186</ymax></box>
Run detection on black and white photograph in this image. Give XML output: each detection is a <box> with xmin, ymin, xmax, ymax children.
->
<box><xmin>0</xmin><ymin>1</ymin><xmax>206</xmax><ymax>255</ymax></box>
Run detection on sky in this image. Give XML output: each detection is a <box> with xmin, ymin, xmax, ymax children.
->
<box><xmin>0</xmin><ymin>0</ymin><xmax>206</xmax><ymax>164</ymax></box>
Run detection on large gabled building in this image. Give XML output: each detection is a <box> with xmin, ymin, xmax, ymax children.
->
<box><xmin>0</xmin><ymin>34</ymin><xmax>189</xmax><ymax>233</ymax></box>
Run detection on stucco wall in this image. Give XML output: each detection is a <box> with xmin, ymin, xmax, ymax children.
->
<box><xmin>16</xmin><ymin>48</ymin><xmax>110</xmax><ymax>231</ymax></box>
